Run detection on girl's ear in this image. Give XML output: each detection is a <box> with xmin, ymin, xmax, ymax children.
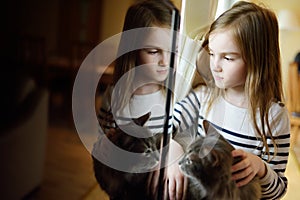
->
<box><xmin>133</xmin><ymin>112</ymin><xmax>151</xmax><ymax>126</ymax></box>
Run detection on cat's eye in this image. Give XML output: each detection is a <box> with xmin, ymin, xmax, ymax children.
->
<box><xmin>144</xmin><ymin>148</ymin><xmax>152</xmax><ymax>157</ymax></box>
<box><xmin>185</xmin><ymin>158</ymin><xmax>192</xmax><ymax>165</ymax></box>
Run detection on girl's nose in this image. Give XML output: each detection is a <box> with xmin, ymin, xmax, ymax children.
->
<box><xmin>211</xmin><ymin>56</ymin><xmax>222</xmax><ymax>72</ymax></box>
<box><xmin>158</xmin><ymin>51</ymin><xmax>169</xmax><ymax>66</ymax></box>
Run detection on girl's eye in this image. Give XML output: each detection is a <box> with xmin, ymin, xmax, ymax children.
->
<box><xmin>147</xmin><ymin>49</ymin><xmax>159</xmax><ymax>55</ymax></box>
<box><xmin>224</xmin><ymin>56</ymin><xmax>234</xmax><ymax>61</ymax></box>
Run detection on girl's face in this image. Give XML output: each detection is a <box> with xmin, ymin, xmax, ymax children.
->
<box><xmin>136</xmin><ymin>28</ymin><xmax>171</xmax><ymax>83</ymax></box>
<box><xmin>208</xmin><ymin>29</ymin><xmax>247</xmax><ymax>91</ymax></box>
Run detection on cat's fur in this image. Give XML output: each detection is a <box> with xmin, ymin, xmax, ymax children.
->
<box><xmin>92</xmin><ymin>113</ymin><xmax>162</xmax><ymax>200</ymax></box>
<box><xmin>179</xmin><ymin>121</ymin><xmax>261</xmax><ymax>200</ymax></box>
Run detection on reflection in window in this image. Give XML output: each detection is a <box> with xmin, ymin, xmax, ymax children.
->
<box><xmin>215</xmin><ymin>0</ymin><xmax>238</xmax><ymax>19</ymax></box>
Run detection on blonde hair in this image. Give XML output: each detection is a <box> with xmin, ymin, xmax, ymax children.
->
<box><xmin>111</xmin><ymin>0</ymin><xmax>176</xmax><ymax>112</ymax></box>
<box><xmin>202</xmin><ymin>1</ymin><xmax>284</xmax><ymax>160</ymax></box>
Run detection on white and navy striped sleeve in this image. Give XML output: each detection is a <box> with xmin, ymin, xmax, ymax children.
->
<box><xmin>259</xmin><ymin>105</ymin><xmax>290</xmax><ymax>199</ymax></box>
<box><xmin>173</xmin><ymin>88</ymin><xmax>202</xmax><ymax>133</ymax></box>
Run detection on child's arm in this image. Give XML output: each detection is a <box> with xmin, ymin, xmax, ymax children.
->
<box><xmin>232</xmin><ymin>107</ymin><xmax>290</xmax><ymax>199</ymax></box>
<box><xmin>231</xmin><ymin>148</ymin><xmax>288</xmax><ymax>199</ymax></box>
<box><xmin>166</xmin><ymin>139</ymin><xmax>187</xmax><ymax>200</ymax></box>
<box><xmin>166</xmin><ymin>87</ymin><xmax>204</xmax><ymax>199</ymax></box>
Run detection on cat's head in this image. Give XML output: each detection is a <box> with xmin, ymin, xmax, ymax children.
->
<box><xmin>107</xmin><ymin>112</ymin><xmax>162</xmax><ymax>172</ymax></box>
<box><xmin>179</xmin><ymin>120</ymin><xmax>235</xmax><ymax>183</ymax></box>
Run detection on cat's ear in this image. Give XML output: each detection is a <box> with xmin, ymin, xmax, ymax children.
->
<box><xmin>210</xmin><ymin>149</ymin><xmax>220</xmax><ymax>167</ymax></box>
<box><xmin>203</xmin><ymin>120</ymin><xmax>219</xmax><ymax>137</ymax></box>
<box><xmin>133</xmin><ymin>112</ymin><xmax>151</xmax><ymax>126</ymax></box>
<box><xmin>203</xmin><ymin>120</ymin><xmax>210</xmax><ymax>133</ymax></box>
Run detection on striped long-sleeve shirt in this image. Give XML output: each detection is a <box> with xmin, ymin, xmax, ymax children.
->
<box><xmin>173</xmin><ymin>86</ymin><xmax>290</xmax><ymax>199</ymax></box>
<box><xmin>96</xmin><ymin>86</ymin><xmax>171</xmax><ymax>136</ymax></box>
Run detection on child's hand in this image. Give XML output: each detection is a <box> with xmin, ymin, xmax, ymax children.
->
<box><xmin>231</xmin><ymin>149</ymin><xmax>266</xmax><ymax>187</ymax></box>
<box><xmin>145</xmin><ymin>168</ymin><xmax>160</xmax><ymax>199</ymax></box>
<box><xmin>146</xmin><ymin>139</ymin><xmax>186</xmax><ymax>200</ymax></box>
<box><xmin>165</xmin><ymin>140</ymin><xmax>187</xmax><ymax>200</ymax></box>
<box><xmin>166</xmin><ymin>161</ymin><xmax>187</xmax><ymax>200</ymax></box>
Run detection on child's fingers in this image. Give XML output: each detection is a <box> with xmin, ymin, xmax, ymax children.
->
<box><xmin>231</xmin><ymin>149</ymin><xmax>246</xmax><ymax>158</ymax></box>
<box><xmin>232</xmin><ymin>165</ymin><xmax>252</xmax><ymax>180</ymax></box>
<box><xmin>235</xmin><ymin>171</ymin><xmax>256</xmax><ymax>187</ymax></box>
<box><xmin>168</xmin><ymin>177</ymin><xmax>176</xmax><ymax>200</ymax></box>
<box><xmin>175</xmin><ymin>175</ymin><xmax>184</xmax><ymax>200</ymax></box>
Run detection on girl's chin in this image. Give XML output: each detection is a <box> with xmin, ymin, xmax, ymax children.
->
<box><xmin>214</xmin><ymin>82</ymin><xmax>226</xmax><ymax>89</ymax></box>
<box><xmin>156</xmin><ymin>74</ymin><xmax>168</xmax><ymax>81</ymax></box>
<box><xmin>157</xmin><ymin>72</ymin><xmax>168</xmax><ymax>77</ymax></box>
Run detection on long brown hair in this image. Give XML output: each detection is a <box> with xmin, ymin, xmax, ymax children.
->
<box><xmin>202</xmin><ymin>1</ymin><xmax>284</xmax><ymax>160</ymax></box>
<box><xmin>111</xmin><ymin>0</ymin><xmax>177</xmax><ymax>112</ymax></box>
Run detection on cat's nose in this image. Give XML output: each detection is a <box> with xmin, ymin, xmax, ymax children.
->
<box><xmin>178</xmin><ymin>157</ymin><xmax>184</xmax><ymax>165</ymax></box>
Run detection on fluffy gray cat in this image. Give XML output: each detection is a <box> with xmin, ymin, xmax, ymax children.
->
<box><xmin>179</xmin><ymin>121</ymin><xmax>261</xmax><ymax>200</ymax></box>
<box><xmin>92</xmin><ymin>113</ymin><xmax>162</xmax><ymax>200</ymax></box>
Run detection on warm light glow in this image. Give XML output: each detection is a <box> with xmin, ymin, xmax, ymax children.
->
<box><xmin>278</xmin><ymin>9</ymin><xmax>300</xmax><ymax>31</ymax></box>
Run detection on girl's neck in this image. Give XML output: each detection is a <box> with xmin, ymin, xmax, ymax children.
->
<box><xmin>133</xmin><ymin>83</ymin><xmax>160</xmax><ymax>95</ymax></box>
<box><xmin>223</xmin><ymin>88</ymin><xmax>248</xmax><ymax>108</ymax></box>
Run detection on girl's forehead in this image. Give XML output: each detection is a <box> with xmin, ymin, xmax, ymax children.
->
<box><xmin>209</xmin><ymin>29</ymin><xmax>234</xmax><ymax>42</ymax></box>
<box><xmin>141</xmin><ymin>28</ymin><xmax>173</xmax><ymax>50</ymax></box>
<box><xmin>208</xmin><ymin>29</ymin><xmax>240</xmax><ymax>53</ymax></box>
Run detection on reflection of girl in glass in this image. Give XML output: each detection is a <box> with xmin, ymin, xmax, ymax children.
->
<box><xmin>92</xmin><ymin>0</ymin><xmax>183</xmax><ymax>199</ymax></box>
<box><xmin>97</xmin><ymin>0</ymin><xmax>177</xmax><ymax>134</ymax></box>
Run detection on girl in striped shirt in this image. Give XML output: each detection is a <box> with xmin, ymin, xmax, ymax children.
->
<box><xmin>92</xmin><ymin>0</ymin><xmax>181</xmax><ymax>199</ymax></box>
<box><xmin>169</xmin><ymin>1</ymin><xmax>290</xmax><ymax>199</ymax></box>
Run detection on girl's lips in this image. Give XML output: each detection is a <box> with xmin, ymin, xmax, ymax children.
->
<box><xmin>214</xmin><ymin>75</ymin><xmax>223</xmax><ymax>81</ymax></box>
<box><xmin>157</xmin><ymin>69</ymin><xmax>168</xmax><ymax>74</ymax></box>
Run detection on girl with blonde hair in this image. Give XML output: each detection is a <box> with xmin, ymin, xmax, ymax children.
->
<box><xmin>97</xmin><ymin>0</ymin><xmax>177</xmax><ymax>133</ymax></box>
<box><xmin>92</xmin><ymin>0</ymin><xmax>184</xmax><ymax>199</ymax></box>
<box><xmin>171</xmin><ymin>1</ymin><xmax>290</xmax><ymax>199</ymax></box>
